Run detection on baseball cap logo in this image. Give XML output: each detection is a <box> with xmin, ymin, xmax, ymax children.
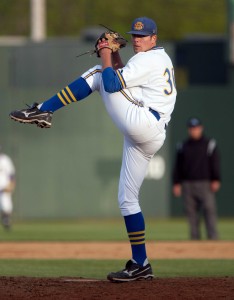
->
<box><xmin>127</xmin><ymin>17</ymin><xmax>157</xmax><ymax>36</ymax></box>
<box><xmin>134</xmin><ymin>22</ymin><xmax>144</xmax><ymax>31</ymax></box>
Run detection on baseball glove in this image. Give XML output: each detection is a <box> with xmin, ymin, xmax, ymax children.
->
<box><xmin>95</xmin><ymin>30</ymin><xmax>127</xmax><ymax>57</ymax></box>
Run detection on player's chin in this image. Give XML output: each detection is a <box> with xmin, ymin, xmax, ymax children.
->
<box><xmin>133</xmin><ymin>46</ymin><xmax>141</xmax><ymax>53</ymax></box>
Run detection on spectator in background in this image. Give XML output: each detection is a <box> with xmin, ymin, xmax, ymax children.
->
<box><xmin>172</xmin><ymin>117</ymin><xmax>221</xmax><ymax>240</ymax></box>
<box><xmin>0</xmin><ymin>145</ymin><xmax>16</xmax><ymax>230</ymax></box>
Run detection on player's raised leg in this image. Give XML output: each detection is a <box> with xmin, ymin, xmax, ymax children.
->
<box><xmin>9</xmin><ymin>66</ymin><xmax>102</xmax><ymax>128</ymax></box>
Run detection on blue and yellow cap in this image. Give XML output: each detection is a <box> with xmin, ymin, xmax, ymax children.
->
<box><xmin>127</xmin><ymin>17</ymin><xmax>157</xmax><ymax>36</ymax></box>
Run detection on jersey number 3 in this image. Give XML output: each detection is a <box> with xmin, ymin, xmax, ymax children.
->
<box><xmin>164</xmin><ymin>68</ymin><xmax>176</xmax><ymax>95</ymax></box>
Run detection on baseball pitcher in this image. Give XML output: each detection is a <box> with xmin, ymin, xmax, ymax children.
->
<box><xmin>10</xmin><ymin>17</ymin><xmax>177</xmax><ymax>282</ymax></box>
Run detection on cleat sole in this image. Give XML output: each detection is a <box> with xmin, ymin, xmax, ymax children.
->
<box><xmin>10</xmin><ymin>115</ymin><xmax>51</xmax><ymax>128</ymax></box>
<box><xmin>108</xmin><ymin>274</ymin><xmax>154</xmax><ymax>283</ymax></box>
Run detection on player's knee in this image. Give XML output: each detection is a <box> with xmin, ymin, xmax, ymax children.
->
<box><xmin>118</xmin><ymin>198</ymin><xmax>141</xmax><ymax>216</ymax></box>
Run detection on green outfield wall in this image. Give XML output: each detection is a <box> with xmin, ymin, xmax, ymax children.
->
<box><xmin>0</xmin><ymin>39</ymin><xmax>233</xmax><ymax>219</ymax></box>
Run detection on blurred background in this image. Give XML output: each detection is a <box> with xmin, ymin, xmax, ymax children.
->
<box><xmin>0</xmin><ymin>0</ymin><xmax>233</xmax><ymax>221</ymax></box>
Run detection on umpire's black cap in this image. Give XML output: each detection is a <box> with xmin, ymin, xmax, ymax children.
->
<box><xmin>187</xmin><ymin>117</ymin><xmax>202</xmax><ymax>128</ymax></box>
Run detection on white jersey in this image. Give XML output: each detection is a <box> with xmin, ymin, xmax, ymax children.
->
<box><xmin>117</xmin><ymin>47</ymin><xmax>177</xmax><ymax>124</ymax></box>
<box><xmin>81</xmin><ymin>46</ymin><xmax>177</xmax><ymax>216</ymax></box>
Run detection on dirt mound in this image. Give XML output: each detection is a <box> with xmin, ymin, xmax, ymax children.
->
<box><xmin>0</xmin><ymin>276</ymin><xmax>233</xmax><ymax>300</ymax></box>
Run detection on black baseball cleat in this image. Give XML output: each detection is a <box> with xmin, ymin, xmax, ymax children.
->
<box><xmin>107</xmin><ymin>260</ymin><xmax>154</xmax><ymax>283</ymax></box>
<box><xmin>9</xmin><ymin>103</ymin><xmax>53</xmax><ymax>128</ymax></box>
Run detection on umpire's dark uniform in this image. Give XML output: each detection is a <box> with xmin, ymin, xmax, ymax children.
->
<box><xmin>172</xmin><ymin>118</ymin><xmax>221</xmax><ymax>240</ymax></box>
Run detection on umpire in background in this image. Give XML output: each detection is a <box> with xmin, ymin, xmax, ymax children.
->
<box><xmin>172</xmin><ymin>117</ymin><xmax>221</xmax><ymax>240</ymax></box>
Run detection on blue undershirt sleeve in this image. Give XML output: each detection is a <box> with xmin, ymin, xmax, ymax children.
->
<box><xmin>102</xmin><ymin>67</ymin><xmax>122</xmax><ymax>93</ymax></box>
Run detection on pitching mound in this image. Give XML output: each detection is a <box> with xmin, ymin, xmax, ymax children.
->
<box><xmin>0</xmin><ymin>276</ymin><xmax>233</xmax><ymax>299</ymax></box>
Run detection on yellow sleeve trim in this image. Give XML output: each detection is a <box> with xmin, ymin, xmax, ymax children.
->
<box><xmin>116</xmin><ymin>70</ymin><xmax>126</xmax><ymax>89</ymax></box>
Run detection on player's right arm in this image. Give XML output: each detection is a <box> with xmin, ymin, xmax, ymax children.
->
<box><xmin>111</xmin><ymin>52</ymin><xmax>125</xmax><ymax>70</ymax></box>
<box><xmin>99</xmin><ymin>47</ymin><xmax>124</xmax><ymax>93</ymax></box>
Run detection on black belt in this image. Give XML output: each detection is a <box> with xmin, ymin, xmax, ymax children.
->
<box><xmin>149</xmin><ymin>108</ymin><xmax>160</xmax><ymax>121</ymax></box>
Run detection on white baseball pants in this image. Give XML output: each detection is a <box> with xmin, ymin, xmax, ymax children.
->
<box><xmin>83</xmin><ymin>66</ymin><xmax>166</xmax><ymax>216</ymax></box>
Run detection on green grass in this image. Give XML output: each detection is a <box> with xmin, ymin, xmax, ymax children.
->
<box><xmin>0</xmin><ymin>218</ymin><xmax>233</xmax><ymax>241</ymax></box>
<box><xmin>0</xmin><ymin>259</ymin><xmax>233</xmax><ymax>278</ymax></box>
<box><xmin>0</xmin><ymin>218</ymin><xmax>233</xmax><ymax>279</ymax></box>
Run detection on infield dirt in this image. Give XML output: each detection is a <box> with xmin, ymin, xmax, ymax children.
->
<box><xmin>0</xmin><ymin>241</ymin><xmax>234</xmax><ymax>259</ymax></box>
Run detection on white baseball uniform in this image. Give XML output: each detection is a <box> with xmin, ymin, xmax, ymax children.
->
<box><xmin>8</xmin><ymin>16</ymin><xmax>176</xmax><ymax>275</ymax></box>
<box><xmin>0</xmin><ymin>153</ymin><xmax>15</xmax><ymax>214</ymax></box>
<box><xmin>82</xmin><ymin>47</ymin><xmax>177</xmax><ymax>216</ymax></box>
